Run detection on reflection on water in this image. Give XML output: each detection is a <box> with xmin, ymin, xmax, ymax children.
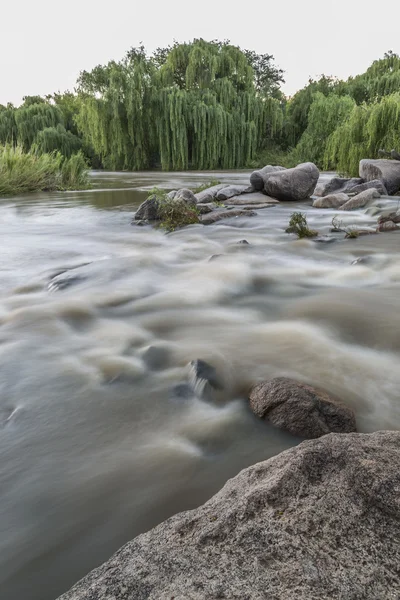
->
<box><xmin>0</xmin><ymin>170</ymin><xmax>399</xmax><ymax>600</ymax></box>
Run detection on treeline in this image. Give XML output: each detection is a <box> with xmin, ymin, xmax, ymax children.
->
<box><xmin>1</xmin><ymin>41</ymin><xmax>400</xmax><ymax>175</ymax></box>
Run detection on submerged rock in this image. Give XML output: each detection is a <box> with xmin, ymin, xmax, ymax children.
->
<box><xmin>341</xmin><ymin>187</ymin><xmax>381</xmax><ymax>210</ymax></box>
<box><xmin>249</xmin><ymin>377</ymin><xmax>356</xmax><ymax>438</ymax></box>
<box><xmin>196</xmin><ymin>203</ymin><xmax>213</xmax><ymax>214</ymax></box>
<box><xmin>59</xmin><ymin>431</ymin><xmax>400</xmax><ymax>600</ymax></box>
<box><xmin>250</xmin><ymin>165</ymin><xmax>286</xmax><ymax>190</ymax></box>
<box><xmin>201</xmin><ymin>209</ymin><xmax>256</xmax><ymax>225</ymax></box>
<box><xmin>312</xmin><ymin>192</ymin><xmax>349</xmax><ymax>208</ymax></box>
<box><xmin>377</xmin><ymin>210</ymin><xmax>400</xmax><ymax>225</ymax></box>
<box><xmin>264</xmin><ymin>162</ymin><xmax>319</xmax><ymax>201</ymax></box>
<box><xmin>377</xmin><ymin>220</ymin><xmax>399</xmax><ymax>232</ymax></box>
<box><xmin>360</xmin><ymin>158</ymin><xmax>400</xmax><ymax>194</ymax></box>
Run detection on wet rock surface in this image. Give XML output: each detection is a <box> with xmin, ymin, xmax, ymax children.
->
<box><xmin>59</xmin><ymin>431</ymin><xmax>400</xmax><ymax>600</ymax></box>
<box><xmin>264</xmin><ymin>162</ymin><xmax>319</xmax><ymax>201</ymax></box>
<box><xmin>249</xmin><ymin>377</ymin><xmax>356</xmax><ymax>438</ymax></box>
<box><xmin>313</xmin><ymin>192</ymin><xmax>349</xmax><ymax>209</ymax></box>
<box><xmin>360</xmin><ymin>158</ymin><xmax>400</xmax><ymax>194</ymax></box>
<box><xmin>341</xmin><ymin>187</ymin><xmax>381</xmax><ymax>210</ymax></box>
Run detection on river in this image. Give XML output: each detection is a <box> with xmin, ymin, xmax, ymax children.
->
<box><xmin>1</xmin><ymin>170</ymin><xmax>400</xmax><ymax>599</ymax></box>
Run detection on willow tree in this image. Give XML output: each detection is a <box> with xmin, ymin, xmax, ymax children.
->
<box><xmin>0</xmin><ymin>105</ymin><xmax>17</xmax><ymax>145</ymax></box>
<box><xmin>76</xmin><ymin>40</ymin><xmax>284</xmax><ymax>170</ymax></box>
<box><xmin>293</xmin><ymin>92</ymin><xmax>355</xmax><ymax>167</ymax></box>
<box><xmin>35</xmin><ymin>124</ymin><xmax>82</xmax><ymax>157</ymax></box>
<box><xmin>14</xmin><ymin>103</ymin><xmax>64</xmax><ymax>151</ymax></box>
<box><xmin>325</xmin><ymin>93</ymin><xmax>400</xmax><ymax>175</ymax></box>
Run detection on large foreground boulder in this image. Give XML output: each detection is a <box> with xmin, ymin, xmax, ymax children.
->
<box><xmin>59</xmin><ymin>431</ymin><xmax>400</xmax><ymax>600</ymax></box>
<box><xmin>360</xmin><ymin>158</ymin><xmax>400</xmax><ymax>194</ymax></box>
<box><xmin>250</xmin><ymin>165</ymin><xmax>286</xmax><ymax>190</ymax></box>
<box><xmin>264</xmin><ymin>162</ymin><xmax>319</xmax><ymax>201</ymax></box>
<box><xmin>249</xmin><ymin>377</ymin><xmax>356</xmax><ymax>438</ymax></box>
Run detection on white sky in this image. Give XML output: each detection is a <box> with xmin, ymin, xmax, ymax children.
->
<box><xmin>1</xmin><ymin>0</ymin><xmax>399</xmax><ymax>106</ymax></box>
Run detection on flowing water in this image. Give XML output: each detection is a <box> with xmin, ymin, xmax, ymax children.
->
<box><xmin>1</xmin><ymin>170</ymin><xmax>400</xmax><ymax>600</ymax></box>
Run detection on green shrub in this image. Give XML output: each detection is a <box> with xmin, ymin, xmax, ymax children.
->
<box><xmin>146</xmin><ymin>188</ymin><xmax>200</xmax><ymax>231</ymax></box>
<box><xmin>286</xmin><ymin>212</ymin><xmax>318</xmax><ymax>238</ymax></box>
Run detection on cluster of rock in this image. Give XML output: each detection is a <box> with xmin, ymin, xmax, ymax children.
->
<box><xmin>314</xmin><ymin>158</ymin><xmax>400</xmax><ymax>209</ymax></box>
<box><xmin>133</xmin><ymin>162</ymin><xmax>321</xmax><ymax>226</ymax></box>
<box><xmin>60</xmin><ymin>428</ymin><xmax>400</xmax><ymax>600</ymax></box>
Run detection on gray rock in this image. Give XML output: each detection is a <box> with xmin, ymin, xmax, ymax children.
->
<box><xmin>226</xmin><ymin>192</ymin><xmax>279</xmax><ymax>205</ymax></box>
<box><xmin>341</xmin><ymin>188</ymin><xmax>380</xmax><ymax>211</ymax></box>
<box><xmin>58</xmin><ymin>430</ymin><xmax>400</xmax><ymax>600</ymax></box>
<box><xmin>216</xmin><ymin>185</ymin><xmax>251</xmax><ymax>201</ymax></box>
<box><xmin>140</xmin><ymin>345</ymin><xmax>170</xmax><ymax>370</ymax></box>
<box><xmin>250</xmin><ymin>165</ymin><xmax>286</xmax><ymax>190</ymax></box>
<box><xmin>166</xmin><ymin>190</ymin><xmax>177</xmax><ymax>200</ymax></box>
<box><xmin>196</xmin><ymin>203</ymin><xmax>213</xmax><ymax>214</ymax></box>
<box><xmin>347</xmin><ymin>179</ymin><xmax>388</xmax><ymax>196</ymax></box>
<box><xmin>249</xmin><ymin>377</ymin><xmax>356</xmax><ymax>439</ymax></box>
<box><xmin>201</xmin><ymin>209</ymin><xmax>256</xmax><ymax>225</ymax></box>
<box><xmin>194</xmin><ymin>184</ymin><xmax>226</xmax><ymax>204</ymax></box>
<box><xmin>360</xmin><ymin>158</ymin><xmax>400</xmax><ymax>194</ymax></box>
<box><xmin>264</xmin><ymin>162</ymin><xmax>319</xmax><ymax>201</ymax></box>
<box><xmin>312</xmin><ymin>192</ymin><xmax>349</xmax><ymax>208</ymax></box>
<box><xmin>133</xmin><ymin>195</ymin><xmax>161</xmax><ymax>221</ymax></box>
<box><xmin>314</xmin><ymin>177</ymin><xmax>363</xmax><ymax>197</ymax></box>
<box><xmin>174</xmin><ymin>188</ymin><xmax>197</xmax><ymax>206</ymax></box>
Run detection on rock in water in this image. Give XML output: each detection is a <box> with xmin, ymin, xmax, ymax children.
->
<box><xmin>341</xmin><ymin>188</ymin><xmax>380</xmax><ymax>211</ymax></box>
<box><xmin>312</xmin><ymin>192</ymin><xmax>349</xmax><ymax>208</ymax></box>
<box><xmin>264</xmin><ymin>162</ymin><xmax>319</xmax><ymax>201</ymax></box>
<box><xmin>174</xmin><ymin>188</ymin><xmax>197</xmax><ymax>206</ymax></box>
<box><xmin>133</xmin><ymin>195</ymin><xmax>160</xmax><ymax>221</ymax></box>
<box><xmin>201</xmin><ymin>209</ymin><xmax>256</xmax><ymax>225</ymax></box>
<box><xmin>194</xmin><ymin>184</ymin><xmax>227</xmax><ymax>204</ymax></box>
<box><xmin>216</xmin><ymin>185</ymin><xmax>251</xmax><ymax>201</ymax></box>
<box><xmin>249</xmin><ymin>377</ymin><xmax>356</xmax><ymax>438</ymax></box>
<box><xmin>360</xmin><ymin>159</ymin><xmax>400</xmax><ymax>195</ymax></box>
<box><xmin>314</xmin><ymin>177</ymin><xmax>363</xmax><ymax>197</ymax></box>
<box><xmin>58</xmin><ymin>431</ymin><xmax>400</xmax><ymax>600</ymax></box>
<box><xmin>189</xmin><ymin>359</ymin><xmax>223</xmax><ymax>399</ymax></box>
<box><xmin>345</xmin><ymin>179</ymin><xmax>388</xmax><ymax>196</ymax></box>
<box><xmin>249</xmin><ymin>165</ymin><xmax>286</xmax><ymax>190</ymax></box>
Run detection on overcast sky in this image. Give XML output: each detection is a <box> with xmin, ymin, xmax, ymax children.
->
<box><xmin>1</xmin><ymin>0</ymin><xmax>398</xmax><ymax>106</ymax></box>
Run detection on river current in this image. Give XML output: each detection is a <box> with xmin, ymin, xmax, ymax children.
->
<box><xmin>1</xmin><ymin>170</ymin><xmax>400</xmax><ymax>599</ymax></box>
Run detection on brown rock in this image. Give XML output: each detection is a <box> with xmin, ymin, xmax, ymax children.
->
<box><xmin>58</xmin><ymin>431</ymin><xmax>400</xmax><ymax>600</ymax></box>
<box><xmin>312</xmin><ymin>192</ymin><xmax>349</xmax><ymax>208</ymax></box>
<box><xmin>201</xmin><ymin>209</ymin><xmax>256</xmax><ymax>225</ymax></box>
<box><xmin>249</xmin><ymin>377</ymin><xmax>356</xmax><ymax>438</ymax></box>
<box><xmin>377</xmin><ymin>220</ymin><xmax>399</xmax><ymax>232</ymax></box>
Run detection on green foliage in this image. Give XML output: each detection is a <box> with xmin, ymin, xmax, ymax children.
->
<box><xmin>294</xmin><ymin>93</ymin><xmax>355</xmax><ymax>167</ymax></box>
<box><xmin>0</xmin><ymin>145</ymin><xmax>90</xmax><ymax>196</ymax></box>
<box><xmin>35</xmin><ymin>124</ymin><xmax>82</xmax><ymax>157</ymax></box>
<box><xmin>59</xmin><ymin>152</ymin><xmax>90</xmax><ymax>190</ymax></box>
<box><xmin>286</xmin><ymin>212</ymin><xmax>318</xmax><ymax>238</ymax></box>
<box><xmin>76</xmin><ymin>39</ymin><xmax>284</xmax><ymax>171</ymax></box>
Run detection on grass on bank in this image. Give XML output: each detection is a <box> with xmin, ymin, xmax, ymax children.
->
<box><xmin>0</xmin><ymin>145</ymin><xmax>90</xmax><ymax>197</ymax></box>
